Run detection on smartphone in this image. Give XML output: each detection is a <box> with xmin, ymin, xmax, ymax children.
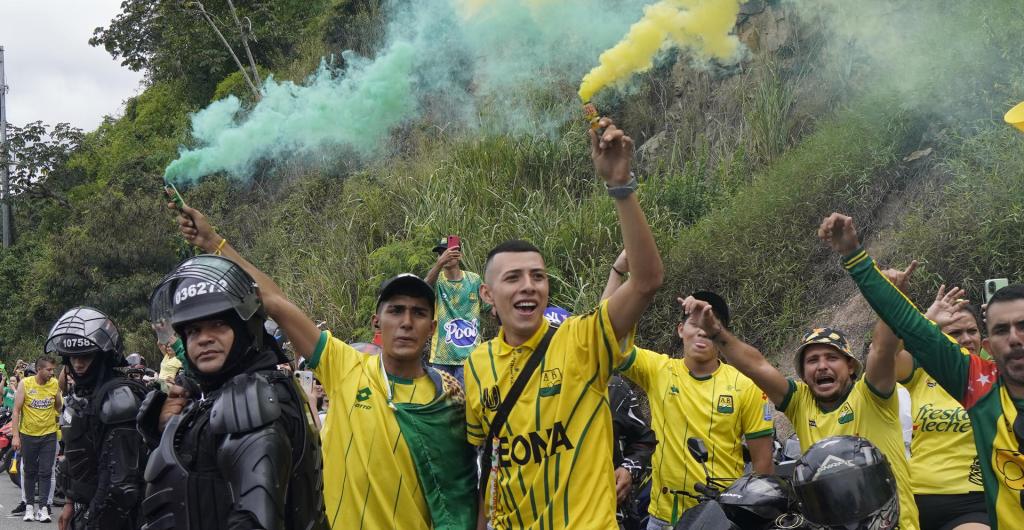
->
<box><xmin>985</xmin><ymin>278</ymin><xmax>1009</xmax><ymax>304</ymax></box>
<box><xmin>447</xmin><ymin>235</ymin><xmax>461</xmax><ymax>251</ymax></box>
<box><xmin>295</xmin><ymin>370</ymin><xmax>315</xmax><ymax>398</ymax></box>
<box><xmin>164</xmin><ymin>182</ymin><xmax>185</xmax><ymax>211</ymax></box>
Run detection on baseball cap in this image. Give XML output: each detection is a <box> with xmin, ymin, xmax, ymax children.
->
<box><xmin>432</xmin><ymin>238</ymin><xmax>449</xmax><ymax>253</ymax></box>
<box><xmin>691</xmin><ymin>290</ymin><xmax>730</xmax><ymax>329</ymax></box>
<box><xmin>794</xmin><ymin>327</ymin><xmax>862</xmax><ymax>379</ymax></box>
<box><xmin>376</xmin><ymin>274</ymin><xmax>436</xmax><ymax>312</ymax></box>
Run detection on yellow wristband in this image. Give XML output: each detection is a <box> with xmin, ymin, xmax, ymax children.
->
<box><xmin>214</xmin><ymin>237</ymin><xmax>227</xmax><ymax>256</ymax></box>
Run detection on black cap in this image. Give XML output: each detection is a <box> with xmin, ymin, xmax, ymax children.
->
<box><xmin>692</xmin><ymin>290</ymin><xmax>730</xmax><ymax>329</ymax></box>
<box><xmin>431</xmin><ymin>237</ymin><xmax>449</xmax><ymax>253</ymax></box>
<box><xmin>376</xmin><ymin>274</ymin><xmax>436</xmax><ymax>311</ymax></box>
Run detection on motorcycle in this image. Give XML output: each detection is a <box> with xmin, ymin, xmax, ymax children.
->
<box><xmin>668</xmin><ymin>437</ymin><xmax>811</xmax><ymax>530</ymax></box>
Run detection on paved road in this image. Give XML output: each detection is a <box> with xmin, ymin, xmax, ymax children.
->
<box><xmin>0</xmin><ymin>473</ymin><xmax>58</xmax><ymax>528</ymax></box>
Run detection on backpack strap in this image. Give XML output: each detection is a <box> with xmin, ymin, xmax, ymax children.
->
<box><xmin>478</xmin><ymin>326</ymin><xmax>557</xmax><ymax>493</ymax></box>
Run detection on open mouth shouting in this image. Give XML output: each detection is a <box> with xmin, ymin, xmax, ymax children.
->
<box><xmin>513</xmin><ymin>300</ymin><xmax>539</xmax><ymax>318</ymax></box>
<box><xmin>813</xmin><ymin>372</ymin><xmax>838</xmax><ymax>393</ymax></box>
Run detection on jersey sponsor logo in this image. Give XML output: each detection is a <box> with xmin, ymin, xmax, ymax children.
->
<box><xmin>543</xmin><ymin>306</ymin><xmax>570</xmax><ymax>327</ymax></box>
<box><xmin>356</xmin><ymin>387</ymin><xmax>372</xmax><ymax>402</ymax></box>
<box><xmin>808</xmin><ymin>419</ymin><xmax>817</xmax><ymax>428</ymax></box>
<box><xmin>717</xmin><ymin>395</ymin><xmax>734</xmax><ymax>414</ymax></box>
<box><xmin>914</xmin><ymin>403</ymin><xmax>971</xmax><ymax>433</ymax></box>
<box><xmin>927</xmin><ymin>379</ymin><xmax>937</xmax><ymax>388</ymax></box>
<box><xmin>443</xmin><ymin>318</ymin><xmax>479</xmax><ymax>348</ymax></box>
<box><xmin>482</xmin><ymin>385</ymin><xmax>501</xmax><ymax>411</ymax></box>
<box><xmin>539</xmin><ymin>368</ymin><xmax>562</xmax><ymax>397</ymax></box>
<box><xmin>29</xmin><ymin>397</ymin><xmax>55</xmax><ymax>409</ymax></box>
<box><xmin>497</xmin><ymin>421</ymin><xmax>575</xmax><ymax>467</ymax></box>
<box><xmin>969</xmin><ymin>457</ymin><xmax>983</xmax><ymax>486</ymax></box>
<box><xmin>995</xmin><ymin>448</ymin><xmax>1024</xmax><ymax>490</ymax></box>
<box><xmin>838</xmin><ymin>403</ymin><xmax>855</xmax><ymax>425</ymax></box>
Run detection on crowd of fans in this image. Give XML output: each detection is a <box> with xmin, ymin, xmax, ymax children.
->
<box><xmin>0</xmin><ymin>116</ymin><xmax>1020</xmax><ymax>530</ymax></box>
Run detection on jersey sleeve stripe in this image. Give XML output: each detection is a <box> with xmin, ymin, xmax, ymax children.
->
<box><xmin>778</xmin><ymin>379</ymin><xmax>798</xmax><ymax>412</ymax></box>
<box><xmin>745</xmin><ymin>428</ymin><xmax>774</xmax><ymax>439</ymax></box>
<box><xmin>616</xmin><ymin>347</ymin><xmax>638</xmax><ymax>373</ymax></box>
<box><xmin>306</xmin><ymin>330</ymin><xmax>329</xmax><ymax>370</ymax></box>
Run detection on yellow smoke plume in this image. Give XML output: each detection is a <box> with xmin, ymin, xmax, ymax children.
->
<box><xmin>579</xmin><ymin>0</ymin><xmax>742</xmax><ymax>102</ymax></box>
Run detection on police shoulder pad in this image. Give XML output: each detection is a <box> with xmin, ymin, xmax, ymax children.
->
<box><xmin>210</xmin><ymin>373</ymin><xmax>282</xmax><ymax>434</ymax></box>
<box><xmin>99</xmin><ymin>384</ymin><xmax>144</xmax><ymax>424</ymax></box>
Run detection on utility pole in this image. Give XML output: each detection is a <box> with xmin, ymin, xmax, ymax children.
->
<box><xmin>0</xmin><ymin>46</ymin><xmax>10</xmax><ymax>248</ymax></box>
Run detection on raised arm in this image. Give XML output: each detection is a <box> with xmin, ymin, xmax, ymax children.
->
<box><xmin>174</xmin><ymin>204</ymin><xmax>322</xmax><ymax>360</ymax></box>
<box><xmin>591</xmin><ymin>118</ymin><xmax>664</xmax><ymax>341</ymax></box>
<box><xmin>864</xmin><ymin>261</ymin><xmax>918</xmax><ymax>395</ymax></box>
<box><xmin>600</xmin><ymin>250</ymin><xmax>629</xmax><ymax>302</ymax></box>
<box><xmin>425</xmin><ymin>247</ymin><xmax>460</xmax><ymax>287</ymax></box>
<box><xmin>679</xmin><ymin>296</ymin><xmax>791</xmax><ymax>407</ymax></box>
<box><xmin>818</xmin><ymin>213</ymin><xmax>974</xmax><ymax>402</ymax></box>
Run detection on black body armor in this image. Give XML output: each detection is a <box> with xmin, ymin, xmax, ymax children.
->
<box><xmin>58</xmin><ymin>377</ymin><xmax>148</xmax><ymax>530</ymax></box>
<box><xmin>140</xmin><ymin>371</ymin><xmax>327</xmax><ymax>530</ymax></box>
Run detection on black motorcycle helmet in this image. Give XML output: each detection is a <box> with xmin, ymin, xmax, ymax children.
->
<box><xmin>791</xmin><ymin>435</ymin><xmax>899</xmax><ymax>530</ymax></box>
<box><xmin>149</xmin><ymin>255</ymin><xmax>283</xmax><ymax>390</ymax></box>
<box><xmin>44</xmin><ymin>306</ymin><xmax>125</xmax><ymax>389</ymax></box>
<box><xmin>718</xmin><ymin>474</ymin><xmax>795</xmax><ymax>529</ymax></box>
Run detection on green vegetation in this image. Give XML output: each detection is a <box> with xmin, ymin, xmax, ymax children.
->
<box><xmin>1</xmin><ymin>0</ymin><xmax>1023</xmax><ymax>365</ymax></box>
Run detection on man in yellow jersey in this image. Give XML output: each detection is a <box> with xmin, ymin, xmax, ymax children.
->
<box><xmin>11</xmin><ymin>356</ymin><xmax>62</xmax><ymax>522</ymax></box>
<box><xmin>867</xmin><ymin>271</ymin><xmax>990</xmax><ymax>530</ymax></box>
<box><xmin>819</xmin><ymin>213</ymin><xmax>1021</xmax><ymax>529</ymax></box>
<box><xmin>465</xmin><ymin>116</ymin><xmax>664</xmax><ymax>530</ymax></box>
<box><xmin>173</xmin><ymin>204</ymin><xmax>477</xmax><ymax>530</ymax></box>
<box><xmin>679</xmin><ymin>294</ymin><xmax>920</xmax><ymax>529</ymax></box>
<box><xmin>600</xmin><ymin>254</ymin><xmax>774</xmax><ymax>528</ymax></box>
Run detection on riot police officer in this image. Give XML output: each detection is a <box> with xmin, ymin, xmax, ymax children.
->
<box><xmin>47</xmin><ymin>306</ymin><xmax>149</xmax><ymax>530</ymax></box>
<box><xmin>137</xmin><ymin>254</ymin><xmax>328</xmax><ymax>530</ymax></box>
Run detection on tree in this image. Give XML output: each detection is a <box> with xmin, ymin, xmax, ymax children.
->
<box><xmin>1</xmin><ymin>121</ymin><xmax>84</xmax><ymax>209</ymax></box>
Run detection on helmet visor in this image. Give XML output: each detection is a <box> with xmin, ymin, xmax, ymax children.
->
<box><xmin>794</xmin><ymin>461</ymin><xmax>896</xmax><ymax>525</ymax></box>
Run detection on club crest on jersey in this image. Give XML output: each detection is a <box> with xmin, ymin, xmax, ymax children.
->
<box><xmin>838</xmin><ymin>403</ymin><xmax>855</xmax><ymax>424</ymax></box>
<box><xmin>995</xmin><ymin>449</ymin><xmax>1024</xmax><ymax>490</ymax></box>
<box><xmin>483</xmin><ymin>385</ymin><xmax>501</xmax><ymax>411</ymax></box>
<box><xmin>539</xmin><ymin>368</ymin><xmax>563</xmax><ymax>397</ymax></box>
<box><xmin>444</xmin><ymin>318</ymin><xmax>478</xmax><ymax>348</ymax></box>
<box><xmin>717</xmin><ymin>395</ymin><xmax>734</xmax><ymax>414</ymax></box>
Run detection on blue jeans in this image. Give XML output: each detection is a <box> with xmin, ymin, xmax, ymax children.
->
<box><xmin>646</xmin><ymin>515</ymin><xmax>672</xmax><ymax>530</ymax></box>
<box><xmin>429</xmin><ymin>363</ymin><xmax>464</xmax><ymax>388</ymax></box>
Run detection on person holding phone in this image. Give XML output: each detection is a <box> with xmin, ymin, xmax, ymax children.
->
<box><xmin>425</xmin><ymin>234</ymin><xmax>486</xmax><ymax>387</ymax></box>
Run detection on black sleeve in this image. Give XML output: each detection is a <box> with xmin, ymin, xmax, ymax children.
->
<box><xmin>611</xmin><ymin>379</ymin><xmax>657</xmax><ymax>479</ymax></box>
<box><xmin>219</xmin><ymin>423</ymin><xmax>293</xmax><ymax>530</ymax></box>
<box><xmin>86</xmin><ymin>423</ymin><xmax>146</xmax><ymax>526</ymax></box>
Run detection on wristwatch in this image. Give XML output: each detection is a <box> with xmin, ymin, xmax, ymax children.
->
<box><xmin>605</xmin><ymin>173</ymin><xmax>638</xmax><ymax>199</ymax></box>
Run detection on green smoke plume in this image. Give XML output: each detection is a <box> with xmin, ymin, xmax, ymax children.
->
<box><xmin>165</xmin><ymin>0</ymin><xmax>652</xmax><ymax>184</ymax></box>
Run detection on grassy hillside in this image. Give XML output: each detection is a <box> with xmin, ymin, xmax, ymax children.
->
<box><xmin>1</xmin><ymin>0</ymin><xmax>1023</xmax><ymax>364</ymax></box>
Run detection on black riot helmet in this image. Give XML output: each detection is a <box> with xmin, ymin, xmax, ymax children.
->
<box><xmin>791</xmin><ymin>436</ymin><xmax>899</xmax><ymax>530</ymax></box>
<box><xmin>45</xmin><ymin>306</ymin><xmax>125</xmax><ymax>389</ymax></box>
<box><xmin>718</xmin><ymin>474</ymin><xmax>795</xmax><ymax>530</ymax></box>
<box><xmin>150</xmin><ymin>255</ymin><xmax>283</xmax><ymax>389</ymax></box>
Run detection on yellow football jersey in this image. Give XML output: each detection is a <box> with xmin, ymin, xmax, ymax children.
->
<box><xmin>20</xmin><ymin>376</ymin><xmax>59</xmax><ymax>437</ymax></box>
<box><xmin>902</xmin><ymin>365</ymin><xmax>983</xmax><ymax>494</ymax></box>
<box><xmin>782</xmin><ymin>378</ymin><xmax>919</xmax><ymax>530</ymax></box>
<box><xmin>309</xmin><ymin>331</ymin><xmax>433</xmax><ymax>529</ymax></box>
<box><xmin>621</xmin><ymin>348</ymin><xmax>773</xmax><ymax>523</ymax></box>
<box><xmin>465</xmin><ymin>300</ymin><xmax>633</xmax><ymax>530</ymax></box>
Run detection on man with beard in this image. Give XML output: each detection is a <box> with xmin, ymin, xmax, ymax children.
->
<box><xmin>137</xmin><ymin>254</ymin><xmax>328</xmax><ymax>530</ymax></box>
<box><xmin>42</xmin><ymin>307</ymin><xmax>149</xmax><ymax>530</ymax></box>
<box><xmin>678</xmin><ymin>295</ymin><xmax>918</xmax><ymax>529</ymax></box>
<box><xmin>820</xmin><ymin>212</ymin><xmax>1023</xmax><ymax>529</ymax></box>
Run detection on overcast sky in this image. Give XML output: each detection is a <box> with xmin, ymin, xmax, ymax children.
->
<box><xmin>1</xmin><ymin>0</ymin><xmax>145</xmax><ymax>131</ymax></box>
